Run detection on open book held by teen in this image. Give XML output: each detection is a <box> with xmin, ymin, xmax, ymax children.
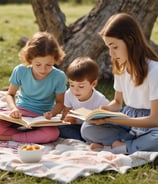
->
<box><xmin>68</xmin><ymin>107</ymin><xmax>128</xmax><ymax>121</ymax></box>
<box><xmin>0</xmin><ymin>113</ymin><xmax>70</xmax><ymax>128</ymax></box>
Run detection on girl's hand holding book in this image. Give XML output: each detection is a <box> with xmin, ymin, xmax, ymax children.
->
<box><xmin>10</xmin><ymin>108</ymin><xmax>22</xmax><ymax>119</ymax></box>
<box><xmin>44</xmin><ymin>111</ymin><xmax>53</xmax><ymax>120</ymax></box>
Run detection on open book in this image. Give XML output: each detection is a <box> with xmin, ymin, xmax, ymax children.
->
<box><xmin>68</xmin><ymin>107</ymin><xmax>128</xmax><ymax>121</ymax></box>
<box><xmin>0</xmin><ymin>113</ymin><xmax>70</xmax><ymax>128</ymax></box>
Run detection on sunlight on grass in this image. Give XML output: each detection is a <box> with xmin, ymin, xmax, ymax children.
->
<box><xmin>0</xmin><ymin>2</ymin><xmax>158</xmax><ymax>92</ymax></box>
<box><xmin>0</xmin><ymin>4</ymin><xmax>38</xmax><ymax>88</ymax></box>
<box><xmin>0</xmin><ymin>3</ymin><xmax>95</xmax><ymax>89</ymax></box>
<box><xmin>0</xmin><ymin>4</ymin><xmax>38</xmax><ymax>39</ymax></box>
<box><xmin>60</xmin><ymin>2</ymin><xmax>94</xmax><ymax>25</ymax></box>
<box><xmin>151</xmin><ymin>18</ymin><xmax>158</xmax><ymax>44</ymax></box>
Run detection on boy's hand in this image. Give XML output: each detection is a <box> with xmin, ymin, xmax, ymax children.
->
<box><xmin>64</xmin><ymin>116</ymin><xmax>77</xmax><ymax>124</ymax></box>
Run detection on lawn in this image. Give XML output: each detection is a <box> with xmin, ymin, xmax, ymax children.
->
<box><xmin>0</xmin><ymin>2</ymin><xmax>158</xmax><ymax>184</ymax></box>
<box><xmin>0</xmin><ymin>1</ymin><xmax>95</xmax><ymax>90</ymax></box>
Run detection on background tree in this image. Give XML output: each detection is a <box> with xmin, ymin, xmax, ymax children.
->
<box><xmin>31</xmin><ymin>0</ymin><xmax>158</xmax><ymax>80</ymax></box>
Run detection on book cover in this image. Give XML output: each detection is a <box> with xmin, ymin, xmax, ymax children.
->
<box><xmin>68</xmin><ymin>107</ymin><xmax>128</xmax><ymax>121</ymax></box>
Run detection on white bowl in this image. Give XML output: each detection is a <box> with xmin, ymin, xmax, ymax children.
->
<box><xmin>18</xmin><ymin>144</ymin><xmax>44</xmax><ymax>163</ymax></box>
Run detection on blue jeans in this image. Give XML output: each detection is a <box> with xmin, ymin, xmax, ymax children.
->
<box><xmin>81</xmin><ymin>106</ymin><xmax>158</xmax><ymax>154</ymax></box>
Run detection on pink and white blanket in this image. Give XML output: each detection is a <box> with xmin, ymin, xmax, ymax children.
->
<box><xmin>0</xmin><ymin>138</ymin><xmax>158</xmax><ymax>183</ymax></box>
<box><xmin>0</xmin><ymin>91</ymin><xmax>158</xmax><ymax>183</ymax></box>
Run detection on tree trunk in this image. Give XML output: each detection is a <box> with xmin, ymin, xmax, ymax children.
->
<box><xmin>31</xmin><ymin>0</ymin><xmax>68</xmax><ymax>44</ymax></box>
<box><xmin>31</xmin><ymin>0</ymin><xmax>158</xmax><ymax>80</ymax></box>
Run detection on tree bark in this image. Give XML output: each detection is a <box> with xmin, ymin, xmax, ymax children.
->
<box><xmin>31</xmin><ymin>0</ymin><xmax>158</xmax><ymax>80</ymax></box>
<box><xmin>31</xmin><ymin>0</ymin><xmax>67</xmax><ymax>44</ymax></box>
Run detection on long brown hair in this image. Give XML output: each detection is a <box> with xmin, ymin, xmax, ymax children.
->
<box><xmin>100</xmin><ymin>13</ymin><xmax>158</xmax><ymax>86</ymax></box>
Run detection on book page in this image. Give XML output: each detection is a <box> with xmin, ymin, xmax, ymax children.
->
<box><xmin>70</xmin><ymin>108</ymin><xmax>92</xmax><ymax>117</ymax></box>
<box><xmin>0</xmin><ymin>113</ymin><xmax>69</xmax><ymax>128</ymax></box>
<box><xmin>0</xmin><ymin>112</ymin><xmax>27</xmax><ymax>127</ymax></box>
<box><xmin>67</xmin><ymin>113</ymin><xmax>86</xmax><ymax>121</ymax></box>
<box><xmin>22</xmin><ymin>114</ymin><xmax>62</xmax><ymax>125</ymax></box>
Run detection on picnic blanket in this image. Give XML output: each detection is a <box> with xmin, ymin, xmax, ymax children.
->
<box><xmin>0</xmin><ymin>91</ymin><xmax>158</xmax><ymax>183</ymax></box>
<box><xmin>0</xmin><ymin>139</ymin><xmax>158</xmax><ymax>183</ymax></box>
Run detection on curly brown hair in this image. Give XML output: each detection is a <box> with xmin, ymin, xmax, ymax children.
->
<box><xmin>18</xmin><ymin>32</ymin><xmax>65</xmax><ymax>66</ymax></box>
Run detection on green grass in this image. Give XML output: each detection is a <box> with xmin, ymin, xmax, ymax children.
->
<box><xmin>0</xmin><ymin>163</ymin><xmax>158</xmax><ymax>184</ymax></box>
<box><xmin>60</xmin><ymin>1</ymin><xmax>94</xmax><ymax>25</ymax></box>
<box><xmin>0</xmin><ymin>2</ymin><xmax>95</xmax><ymax>89</ymax></box>
<box><xmin>0</xmin><ymin>2</ymin><xmax>158</xmax><ymax>91</ymax></box>
<box><xmin>151</xmin><ymin>19</ymin><xmax>158</xmax><ymax>44</ymax></box>
<box><xmin>0</xmin><ymin>4</ymin><xmax>38</xmax><ymax>89</ymax></box>
<box><xmin>0</xmin><ymin>2</ymin><xmax>158</xmax><ymax>184</ymax></box>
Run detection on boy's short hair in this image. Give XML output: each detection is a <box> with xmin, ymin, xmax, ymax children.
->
<box><xmin>67</xmin><ymin>57</ymin><xmax>99</xmax><ymax>83</ymax></box>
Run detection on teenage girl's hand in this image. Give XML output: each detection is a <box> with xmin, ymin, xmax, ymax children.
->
<box><xmin>88</xmin><ymin>118</ymin><xmax>107</xmax><ymax>125</ymax></box>
<box><xmin>9</xmin><ymin>108</ymin><xmax>22</xmax><ymax>119</ymax></box>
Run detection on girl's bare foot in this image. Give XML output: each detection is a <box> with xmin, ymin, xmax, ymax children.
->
<box><xmin>90</xmin><ymin>143</ymin><xmax>111</xmax><ymax>150</ymax></box>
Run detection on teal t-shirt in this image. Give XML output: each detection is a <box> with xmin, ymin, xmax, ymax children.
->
<box><xmin>9</xmin><ymin>64</ymin><xmax>67</xmax><ymax>115</ymax></box>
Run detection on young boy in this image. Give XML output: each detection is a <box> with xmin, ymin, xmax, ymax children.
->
<box><xmin>58</xmin><ymin>56</ymin><xmax>109</xmax><ymax>141</ymax></box>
